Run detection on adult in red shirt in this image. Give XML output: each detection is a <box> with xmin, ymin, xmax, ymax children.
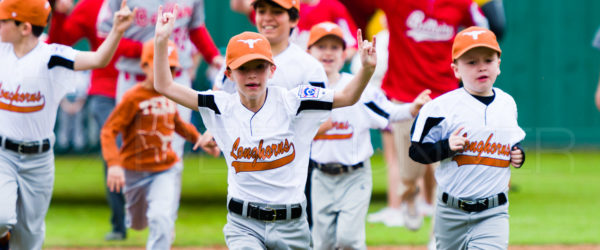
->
<box><xmin>372</xmin><ymin>0</ymin><xmax>489</xmax><ymax>231</ymax></box>
<box><xmin>47</xmin><ymin>0</ymin><xmax>144</xmax><ymax>241</ymax></box>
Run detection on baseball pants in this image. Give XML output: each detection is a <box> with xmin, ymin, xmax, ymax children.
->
<box><xmin>88</xmin><ymin>95</ymin><xmax>127</xmax><ymax>236</ymax></box>
<box><xmin>0</xmin><ymin>147</ymin><xmax>54</xmax><ymax>250</ymax></box>
<box><xmin>223</xmin><ymin>199</ymin><xmax>311</xmax><ymax>250</ymax></box>
<box><xmin>311</xmin><ymin>161</ymin><xmax>372</xmax><ymax>250</ymax></box>
<box><xmin>124</xmin><ymin>166</ymin><xmax>180</xmax><ymax>250</ymax></box>
<box><xmin>434</xmin><ymin>192</ymin><xmax>509</xmax><ymax>250</ymax></box>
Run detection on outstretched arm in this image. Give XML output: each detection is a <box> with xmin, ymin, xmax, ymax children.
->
<box><xmin>74</xmin><ymin>0</ymin><xmax>135</xmax><ymax>70</ymax></box>
<box><xmin>332</xmin><ymin>29</ymin><xmax>376</xmax><ymax>108</ymax></box>
<box><xmin>153</xmin><ymin>5</ymin><xmax>200</xmax><ymax>111</ymax></box>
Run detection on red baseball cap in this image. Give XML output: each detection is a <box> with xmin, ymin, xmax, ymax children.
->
<box><xmin>226</xmin><ymin>32</ymin><xmax>274</xmax><ymax>70</ymax></box>
<box><xmin>140</xmin><ymin>39</ymin><xmax>180</xmax><ymax>69</ymax></box>
<box><xmin>452</xmin><ymin>26</ymin><xmax>501</xmax><ymax>60</ymax></box>
<box><xmin>307</xmin><ymin>22</ymin><xmax>346</xmax><ymax>49</ymax></box>
<box><xmin>0</xmin><ymin>0</ymin><xmax>51</xmax><ymax>27</ymax></box>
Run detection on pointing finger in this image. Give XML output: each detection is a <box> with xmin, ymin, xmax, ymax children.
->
<box><xmin>121</xmin><ymin>0</ymin><xmax>127</xmax><ymax>9</ymax></box>
<box><xmin>357</xmin><ymin>29</ymin><xmax>363</xmax><ymax>49</ymax></box>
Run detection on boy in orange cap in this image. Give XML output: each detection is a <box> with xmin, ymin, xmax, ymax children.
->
<box><xmin>409</xmin><ymin>26</ymin><xmax>525</xmax><ymax>249</ymax></box>
<box><xmin>0</xmin><ymin>0</ymin><xmax>134</xmax><ymax>249</ymax></box>
<box><xmin>306</xmin><ymin>21</ymin><xmax>431</xmax><ymax>250</ymax></box>
<box><xmin>100</xmin><ymin>39</ymin><xmax>219</xmax><ymax>250</ymax></box>
<box><xmin>153</xmin><ymin>5</ymin><xmax>376</xmax><ymax>249</ymax></box>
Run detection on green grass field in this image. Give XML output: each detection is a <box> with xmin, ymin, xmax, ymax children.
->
<box><xmin>44</xmin><ymin>151</ymin><xmax>600</xmax><ymax>247</ymax></box>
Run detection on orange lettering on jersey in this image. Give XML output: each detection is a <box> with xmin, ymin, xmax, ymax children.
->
<box><xmin>314</xmin><ymin>121</ymin><xmax>353</xmax><ymax>140</ymax></box>
<box><xmin>314</xmin><ymin>133</ymin><xmax>353</xmax><ymax>140</ymax></box>
<box><xmin>454</xmin><ymin>133</ymin><xmax>512</xmax><ymax>168</ymax></box>
<box><xmin>230</xmin><ymin>137</ymin><xmax>296</xmax><ymax>173</ymax></box>
<box><xmin>0</xmin><ymin>83</ymin><xmax>45</xmax><ymax>113</ymax></box>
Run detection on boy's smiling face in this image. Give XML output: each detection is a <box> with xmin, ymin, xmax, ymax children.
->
<box><xmin>308</xmin><ymin>36</ymin><xmax>346</xmax><ymax>76</ymax></box>
<box><xmin>452</xmin><ymin>47</ymin><xmax>501</xmax><ymax>97</ymax></box>
<box><xmin>255</xmin><ymin>2</ymin><xmax>297</xmax><ymax>46</ymax></box>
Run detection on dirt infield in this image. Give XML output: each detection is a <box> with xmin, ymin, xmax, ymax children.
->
<box><xmin>46</xmin><ymin>245</ymin><xmax>600</xmax><ymax>250</ymax></box>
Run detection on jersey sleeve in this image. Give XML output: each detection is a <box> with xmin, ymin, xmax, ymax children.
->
<box><xmin>48</xmin><ymin>44</ymin><xmax>81</xmax><ymax>101</ymax></box>
<box><xmin>96</xmin><ymin>0</ymin><xmax>120</xmax><ymax>38</ymax></box>
<box><xmin>197</xmin><ymin>90</ymin><xmax>227</xmax><ymax>132</ymax></box>
<box><xmin>287</xmin><ymin>86</ymin><xmax>334</xmax><ymax>144</ymax></box>
<box><xmin>362</xmin><ymin>86</ymin><xmax>413</xmax><ymax>129</ymax></box>
<box><xmin>410</xmin><ymin>101</ymin><xmax>448</xmax><ymax>144</ymax></box>
<box><xmin>508</xmin><ymin>95</ymin><xmax>526</xmax><ymax>145</ymax></box>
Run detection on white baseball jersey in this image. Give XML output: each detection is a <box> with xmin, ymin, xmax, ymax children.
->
<box><xmin>213</xmin><ymin>43</ymin><xmax>328</xmax><ymax>92</ymax></box>
<box><xmin>97</xmin><ymin>0</ymin><xmax>206</xmax><ymax>73</ymax></box>
<box><xmin>197</xmin><ymin>85</ymin><xmax>333</xmax><ymax>204</ymax></box>
<box><xmin>411</xmin><ymin>87</ymin><xmax>525</xmax><ymax>199</ymax></box>
<box><xmin>0</xmin><ymin>42</ymin><xmax>78</xmax><ymax>140</ymax></box>
<box><xmin>310</xmin><ymin>73</ymin><xmax>412</xmax><ymax>165</ymax></box>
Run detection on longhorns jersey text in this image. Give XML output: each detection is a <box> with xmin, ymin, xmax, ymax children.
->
<box><xmin>311</xmin><ymin>73</ymin><xmax>413</xmax><ymax>165</ymax></box>
<box><xmin>0</xmin><ymin>42</ymin><xmax>79</xmax><ymax>140</ymax></box>
<box><xmin>411</xmin><ymin>88</ymin><xmax>525</xmax><ymax>199</ymax></box>
<box><xmin>197</xmin><ymin>85</ymin><xmax>333</xmax><ymax>204</ymax></box>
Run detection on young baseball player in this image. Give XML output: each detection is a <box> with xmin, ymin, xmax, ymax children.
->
<box><xmin>306</xmin><ymin>22</ymin><xmax>431</xmax><ymax>250</ymax></box>
<box><xmin>153</xmin><ymin>5</ymin><xmax>376</xmax><ymax>248</ymax></box>
<box><xmin>101</xmin><ymin>39</ymin><xmax>220</xmax><ymax>250</ymax></box>
<box><xmin>409</xmin><ymin>26</ymin><xmax>525</xmax><ymax>250</ymax></box>
<box><xmin>0</xmin><ymin>0</ymin><xmax>134</xmax><ymax>249</ymax></box>
<box><xmin>218</xmin><ymin>0</ymin><xmax>330</xmax><ymax>227</ymax></box>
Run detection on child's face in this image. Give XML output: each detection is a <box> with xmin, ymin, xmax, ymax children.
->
<box><xmin>452</xmin><ymin>47</ymin><xmax>501</xmax><ymax>96</ymax></box>
<box><xmin>255</xmin><ymin>2</ymin><xmax>297</xmax><ymax>45</ymax></box>
<box><xmin>0</xmin><ymin>19</ymin><xmax>21</xmax><ymax>43</ymax></box>
<box><xmin>227</xmin><ymin>60</ymin><xmax>275</xmax><ymax>100</ymax></box>
<box><xmin>308</xmin><ymin>36</ymin><xmax>346</xmax><ymax>76</ymax></box>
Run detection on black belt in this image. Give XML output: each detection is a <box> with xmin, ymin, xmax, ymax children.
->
<box><xmin>310</xmin><ymin>160</ymin><xmax>364</xmax><ymax>175</ymax></box>
<box><xmin>228</xmin><ymin>198</ymin><xmax>302</xmax><ymax>221</ymax></box>
<box><xmin>0</xmin><ymin>136</ymin><xmax>51</xmax><ymax>154</ymax></box>
<box><xmin>442</xmin><ymin>192</ymin><xmax>507</xmax><ymax>213</ymax></box>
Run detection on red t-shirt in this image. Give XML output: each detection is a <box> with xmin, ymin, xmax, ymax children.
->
<box><xmin>47</xmin><ymin>0</ymin><xmax>122</xmax><ymax>98</ymax></box>
<box><xmin>374</xmin><ymin>0</ymin><xmax>488</xmax><ymax>102</ymax></box>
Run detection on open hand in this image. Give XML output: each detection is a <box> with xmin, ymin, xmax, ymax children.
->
<box><xmin>357</xmin><ymin>29</ymin><xmax>377</xmax><ymax>72</ymax></box>
<box><xmin>106</xmin><ymin>166</ymin><xmax>125</xmax><ymax>193</ymax></box>
<box><xmin>449</xmin><ymin>127</ymin><xmax>468</xmax><ymax>152</ymax></box>
<box><xmin>155</xmin><ymin>4</ymin><xmax>178</xmax><ymax>41</ymax></box>
<box><xmin>112</xmin><ymin>0</ymin><xmax>136</xmax><ymax>34</ymax></box>
<box><xmin>409</xmin><ymin>89</ymin><xmax>432</xmax><ymax>117</ymax></box>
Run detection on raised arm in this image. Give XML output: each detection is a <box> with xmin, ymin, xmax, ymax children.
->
<box><xmin>332</xmin><ymin>29</ymin><xmax>376</xmax><ymax>108</ymax></box>
<box><xmin>153</xmin><ymin>5</ymin><xmax>199</xmax><ymax>111</ymax></box>
<box><xmin>73</xmin><ymin>0</ymin><xmax>135</xmax><ymax>70</ymax></box>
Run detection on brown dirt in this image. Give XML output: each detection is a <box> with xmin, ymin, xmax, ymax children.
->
<box><xmin>46</xmin><ymin>245</ymin><xmax>600</xmax><ymax>250</ymax></box>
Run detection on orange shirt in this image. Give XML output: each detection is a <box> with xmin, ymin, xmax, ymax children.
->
<box><xmin>101</xmin><ymin>84</ymin><xmax>200</xmax><ymax>172</ymax></box>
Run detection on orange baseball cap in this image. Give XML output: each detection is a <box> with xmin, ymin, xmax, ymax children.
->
<box><xmin>140</xmin><ymin>39</ymin><xmax>180</xmax><ymax>69</ymax></box>
<box><xmin>226</xmin><ymin>32</ymin><xmax>274</xmax><ymax>70</ymax></box>
<box><xmin>307</xmin><ymin>22</ymin><xmax>346</xmax><ymax>49</ymax></box>
<box><xmin>0</xmin><ymin>0</ymin><xmax>51</xmax><ymax>27</ymax></box>
<box><xmin>452</xmin><ymin>26</ymin><xmax>501</xmax><ymax>60</ymax></box>
<box><xmin>253</xmin><ymin>0</ymin><xmax>300</xmax><ymax>11</ymax></box>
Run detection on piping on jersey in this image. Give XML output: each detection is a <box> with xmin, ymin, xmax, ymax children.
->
<box><xmin>452</xmin><ymin>133</ymin><xmax>511</xmax><ymax>168</ymax></box>
<box><xmin>230</xmin><ymin>137</ymin><xmax>296</xmax><ymax>173</ymax></box>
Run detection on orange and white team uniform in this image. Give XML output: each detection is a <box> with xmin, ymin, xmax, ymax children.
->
<box><xmin>0</xmin><ymin>40</ymin><xmax>79</xmax><ymax>250</ymax></box>
<box><xmin>310</xmin><ymin>74</ymin><xmax>414</xmax><ymax>250</ymax></box>
<box><xmin>198</xmin><ymin>84</ymin><xmax>333</xmax><ymax>248</ymax></box>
